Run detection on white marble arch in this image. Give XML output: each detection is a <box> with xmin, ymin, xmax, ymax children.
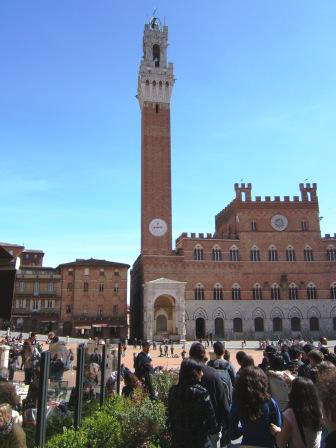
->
<box><xmin>143</xmin><ymin>277</ymin><xmax>187</xmax><ymax>341</ymax></box>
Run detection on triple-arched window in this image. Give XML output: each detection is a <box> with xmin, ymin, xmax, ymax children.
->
<box><xmin>288</xmin><ymin>282</ymin><xmax>298</xmax><ymax>300</ymax></box>
<box><xmin>213</xmin><ymin>283</ymin><xmax>223</xmax><ymax>300</ymax></box>
<box><xmin>327</xmin><ymin>245</ymin><xmax>336</xmax><ymax>261</ymax></box>
<box><xmin>304</xmin><ymin>245</ymin><xmax>314</xmax><ymax>262</ymax></box>
<box><xmin>330</xmin><ymin>282</ymin><xmax>336</xmax><ymax>300</ymax></box>
<box><xmin>229</xmin><ymin>245</ymin><xmax>239</xmax><ymax>261</ymax></box>
<box><xmin>212</xmin><ymin>245</ymin><xmax>222</xmax><ymax>261</ymax></box>
<box><xmin>193</xmin><ymin>245</ymin><xmax>204</xmax><ymax>261</ymax></box>
<box><xmin>232</xmin><ymin>283</ymin><xmax>241</xmax><ymax>300</ymax></box>
<box><xmin>250</xmin><ymin>245</ymin><xmax>260</xmax><ymax>262</ymax></box>
<box><xmin>307</xmin><ymin>282</ymin><xmax>317</xmax><ymax>300</ymax></box>
<box><xmin>286</xmin><ymin>245</ymin><xmax>296</xmax><ymax>262</ymax></box>
<box><xmin>194</xmin><ymin>283</ymin><xmax>205</xmax><ymax>300</ymax></box>
<box><xmin>268</xmin><ymin>245</ymin><xmax>278</xmax><ymax>262</ymax></box>
<box><xmin>271</xmin><ymin>283</ymin><xmax>281</xmax><ymax>300</ymax></box>
<box><xmin>253</xmin><ymin>283</ymin><xmax>262</xmax><ymax>300</ymax></box>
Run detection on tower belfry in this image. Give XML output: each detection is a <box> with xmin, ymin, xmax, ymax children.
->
<box><xmin>137</xmin><ymin>16</ymin><xmax>175</xmax><ymax>254</ymax></box>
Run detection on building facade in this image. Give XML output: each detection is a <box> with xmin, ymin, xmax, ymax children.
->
<box><xmin>130</xmin><ymin>18</ymin><xmax>336</xmax><ymax>341</ymax></box>
<box><xmin>57</xmin><ymin>259</ymin><xmax>129</xmax><ymax>339</ymax></box>
<box><xmin>11</xmin><ymin>249</ymin><xmax>61</xmax><ymax>333</ymax></box>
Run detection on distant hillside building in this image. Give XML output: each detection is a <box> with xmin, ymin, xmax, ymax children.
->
<box><xmin>130</xmin><ymin>17</ymin><xmax>336</xmax><ymax>341</ymax></box>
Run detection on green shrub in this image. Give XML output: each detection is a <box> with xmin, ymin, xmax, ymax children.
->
<box><xmin>82</xmin><ymin>410</ymin><xmax>122</xmax><ymax>448</ymax></box>
<box><xmin>151</xmin><ymin>371</ymin><xmax>178</xmax><ymax>406</ymax></box>
<box><xmin>121</xmin><ymin>393</ymin><xmax>169</xmax><ymax>448</ymax></box>
<box><xmin>45</xmin><ymin>428</ymin><xmax>88</xmax><ymax>448</ymax></box>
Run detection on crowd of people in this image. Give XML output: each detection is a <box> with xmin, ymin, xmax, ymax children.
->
<box><xmin>1</xmin><ymin>333</ymin><xmax>336</xmax><ymax>447</ymax></box>
<box><xmin>133</xmin><ymin>338</ymin><xmax>336</xmax><ymax>448</ymax></box>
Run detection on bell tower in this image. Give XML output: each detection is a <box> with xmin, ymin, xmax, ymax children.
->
<box><xmin>137</xmin><ymin>16</ymin><xmax>175</xmax><ymax>255</ymax></box>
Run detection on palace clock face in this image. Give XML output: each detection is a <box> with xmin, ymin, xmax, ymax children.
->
<box><xmin>271</xmin><ymin>214</ymin><xmax>288</xmax><ymax>231</ymax></box>
<box><xmin>149</xmin><ymin>218</ymin><xmax>167</xmax><ymax>237</ymax></box>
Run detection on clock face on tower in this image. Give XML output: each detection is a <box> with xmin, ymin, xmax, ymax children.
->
<box><xmin>271</xmin><ymin>214</ymin><xmax>288</xmax><ymax>231</ymax></box>
<box><xmin>149</xmin><ymin>218</ymin><xmax>167</xmax><ymax>237</ymax></box>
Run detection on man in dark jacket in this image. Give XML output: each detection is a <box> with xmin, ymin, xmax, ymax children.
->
<box><xmin>189</xmin><ymin>342</ymin><xmax>231</xmax><ymax>448</ymax></box>
<box><xmin>298</xmin><ymin>343</ymin><xmax>314</xmax><ymax>378</ymax></box>
<box><xmin>0</xmin><ymin>368</ymin><xmax>20</xmax><ymax>410</ymax></box>
<box><xmin>134</xmin><ymin>341</ymin><xmax>155</xmax><ymax>399</ymax></box>
<box><xmin>208</xmin><ymin>341</ymin><xmax>235</xmax><ymax>389</ymax></box>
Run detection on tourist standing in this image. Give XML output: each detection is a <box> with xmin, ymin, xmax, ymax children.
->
<box><xmin>270</xmin><ymin>377</ymin><xmax>322</xmax><ymax>448</ymax></box>
<box><xmin>229</xmin><ymin>366</ymin><xmax>281</xmax><ymax>447</ymax></box>
<box><xmin>189</xmin><ymin>342</ymin><xmax>230</xmax><ymax>448</ymax></box>
<box><xmin>168</xmin><ymin>358</ymin><xmax>217</xmax><ymax>448</ymax></box>
<box><xmin>134</xmin><ymin>341</ymin><xmax>155</xmax><ymax>399</ymax></box>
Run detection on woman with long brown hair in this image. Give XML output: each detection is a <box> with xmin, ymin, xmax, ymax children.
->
<box><xmin>271</xmin><ymin>377</ymin><xmax>322</xmax><ymax>448</ymax></box>
<box><xmin>229</xmin><ymin>366</ymin><xmax>281</xmax><ymax>447</ymax></box>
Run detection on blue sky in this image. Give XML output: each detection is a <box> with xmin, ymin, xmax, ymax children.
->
<box><xmin>1</xmin><ymin>1</ymin><xmax>336</xmax><ymax>268</ymax></box>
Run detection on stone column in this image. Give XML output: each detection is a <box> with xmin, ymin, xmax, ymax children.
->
<box><xmin>0</xmin><ymin>345</ymin><xmax>10</xmax><ymax>369</ymax></box>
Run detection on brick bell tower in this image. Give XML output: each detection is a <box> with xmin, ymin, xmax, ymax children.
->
<box><xmin>137</xmin><ymin>16</ymin><xmax>175</xmax><ymax>255</ymax></box>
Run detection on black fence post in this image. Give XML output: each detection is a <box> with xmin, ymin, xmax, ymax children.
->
<box><xmin>116</xmin><ymin>341</ymin><xmax>122</xmax><ymax>394</ymax></box>
<box><xmin>100</xmin><ymin>344</ymin><xmax>107</xmax><ymax>406</ymax></box>
<box><xmin>74</xmin><ymin>343</ymin><xmax>85</xmax><ymax>430</ymax></box>
<box><xmin>35</xmin><ymin>350</ymin><xmax>50</xmax><ymax>447</ymax></box>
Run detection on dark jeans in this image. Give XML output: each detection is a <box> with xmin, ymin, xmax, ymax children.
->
<box><xmin>8</xmin><ymin>366</ymin><xmax>15</xmax><ymax>381</ymax></box>
<box><xmin>24</xmin><ymin>368</ymin><xmax>33</xmax><ymax>385</ymax></box>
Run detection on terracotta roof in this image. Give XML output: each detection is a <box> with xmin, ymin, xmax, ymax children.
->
<box><xmin>22</xmin><ymin>249</ymin><xmax>44</xmax><ymax>254</ymax></box>
<box><xmin>57</xmin><ymin>258</ymin><xmax>130</xmax><ymax>269</ymax></box>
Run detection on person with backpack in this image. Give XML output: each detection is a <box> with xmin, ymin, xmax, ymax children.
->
<box><xmin>229</xmin><ymin>366</ymin><xmax>281</xmax><ymax>447</ymax></box>
<box><xmin>270</xmin><ymin>377</ymin><xmax>322</xmax><ymax>448</ymax></box>
<box><xmin>189</xmin><ymin>342</ymin><xmax>230</xmax><ymax>448</ymax></box>
<box><xmin>207</xmin><ymin>341</ymin><xmax>234</xmax><ymax>396</ymax></box>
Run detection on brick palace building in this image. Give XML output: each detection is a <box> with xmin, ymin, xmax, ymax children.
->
<box><xmin>130</xmin><ymin>17</ymin><xmax>336</xmax><ymax>341</ymax></box>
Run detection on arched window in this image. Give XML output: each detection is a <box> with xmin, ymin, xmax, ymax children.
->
<box><xmin>165</xmin><ymin>81</ymin><xmax>169</xmax><ymax>87</ymax></box>
<box><xmin>145</xmin><ymin>79</ymin><xmax>150</xmax><ymax>86</ymax></box>
<box><xmin>212</xmin><ymin>245</ymin><xmax>222</xmax><ymax>261</ymax></box>
<box><xmin>229</xmin><ymin>245</ymin><xmax>239</xmax><ymax>261</ymax></box>
<box><xmin>213</xmin><ymin>284</ymin><xmax>223</xmax><ymax>300</ymax></box>
<box><xmin>271</xmin><ymin>283</ymin><xmax>281</xmax><ymax>300</ymax></box>
<box><xmin>273</xmin><ymin>317</ymin><xmax>282</xmax><ymax>332</ymax></box>
<box><xmin>214</xmin><ymin>317</ymin><xmax>224</xmax><ymax>337</ymax></box>
<box><xmin>193</xmin><ymin>245</ymin><xmax>204</xmax><ymax>261</ymax></box>
<box><xmin>304</xmin><ymin>245</ymin><xmax>314</xmax><ymax>262</ymax></box>
<box><xmin>233</xmin><ymin>317</ymin><xmax>243</xmax><ymax>332</ymax></box>
<box><xmin>268</xmin><ymin>245</ymin><xmax>278</xmax><ymax>262</ymax></box>
<box><xmin>291</xmin><ymin>317</ymin><xmax>301</xmax><ymax>331</ymax></box>
<box><xmin>232</xmin><ymin>283</ymin><xmax>241</xmax><ymax>300</ymax></box>
<box><xmin>253</xmin><ymin>284</ymin><xmax>262</xmax><ymax>300</ymax></box>
<box><xmin>159</xmin><ymin>80</ymin><xmax>162</xmax><ymax>87</ymax></box>
<box><xmin>152</xmin><ymin>80</ymin><xmax>156</xmax><ymax>86</ymax></box>
<box><xmin>153</xmin><ymin>44</ymin><xmax>160</xmax><ymax>67</ymax></box>
<box><xmin>251</xmin><ymin>220</ymin><xmax>257</xmax><ymax>231</ymax></box>
<box><xmin>330</xmin><ymin>282</ymin><xmax>336</xmax><ymax>300</ymax></box>
<box><xmin>288</xmin><ymin>283</ymin><xmax>298</xmax><ymax>300</ymax></box>
<box><xmin>307</xmin><ymin>282</ymin><xmax>317</xmax><ymax>300</ymax></box>
<box><xmin>310</xmin><ymin>317</ymin><xmax>319</xmax><ymax>331</ymax></box>
<box><xmin>327</xmin><ymin>246</ymin><xmax>336</xmax><ymax>261</ymax></box>
<box><xmin>255</xmin><ymin>317</ymin><xmax>264</xmax><ymax>332</ymax></box>
<box><xmin>286</xmin><ymin>245</ymin><xmax>296</xmax><ymax>262</ymax></box>
<box><xmin>250</xmin><ymin>245</ymin><xmax>260</xmax><ymax>262</ymax></box>
<box><xmin>194</xmin><ymin>284</ymin><xmax>205</xmax><ymax>300</ymax></box>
